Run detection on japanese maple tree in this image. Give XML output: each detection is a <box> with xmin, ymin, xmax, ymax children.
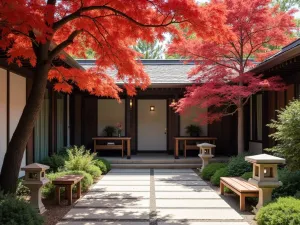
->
<box><xmin>0</xmin><ymin>0</ymin><xmax>229</xmax><ymax>193</ymax></box>
<box><xmin>168</xmin><ymin>0</ymin><xmax>295</xmax><ymax>155</ymax></box>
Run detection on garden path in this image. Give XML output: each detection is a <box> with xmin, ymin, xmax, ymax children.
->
<box><xmin>57</xmin><ymin>169</ymin><xmax>251</xmax><ymax>225</ymax></box>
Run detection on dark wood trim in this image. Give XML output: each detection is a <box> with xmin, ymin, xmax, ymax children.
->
<box><xmin>6</xmin><ymin>70</ymin><xmax>10</xmax><ymax>147</ymax></box>
<box><xmin>63</xmin><ymin>94</ymin><xmax>68</xmax><ymax>147</ymax></box>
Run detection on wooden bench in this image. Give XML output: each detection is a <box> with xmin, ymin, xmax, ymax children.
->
<box><xmin>220</xmin><ymin>177</ymin><xmax>259</xmax><ymax>211</ymax></box>
<box><xmin>52</xmin><ymin>175</ymin><xmax>84</xmax><ymax>205</ymax></box>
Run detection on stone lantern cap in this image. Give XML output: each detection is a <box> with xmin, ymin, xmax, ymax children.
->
<box><xmin>21</xmin><ymin>163</ymin><xmax>50</xmax><ymax>171</ymax></box>
<box><xmin>245</xmin><ymin>154</ymin><xmax>285</xmax><ymax>164</ymax></box>
<box><xmin>197</xmin><ymin>143</ymin><xmax>216</xmax><ymax>148</ymax></box>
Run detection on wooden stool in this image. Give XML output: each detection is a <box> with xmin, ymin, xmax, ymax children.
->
<box><xmin>52</xmin><ymin>175</ymin><xmax>84</xmax><ymax>205</ymax></box>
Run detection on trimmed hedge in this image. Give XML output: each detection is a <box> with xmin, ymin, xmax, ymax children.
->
<box><xmin>241</xmin><ymin>171</ymin><xmax>253</xmax><ymax>181</ymax></box>
<box><xmin>227</xmin><ymin>154</ymin><xmax>252</xmax><ymax>177</ymax></box>
<box><xmin>210</xmin><ymin>166</ymin><xmax>229</xmax><ymax>186</ymax></box>
<box><xmin>94</xmin><ymin>158</ymin><xmax>111</xmax><ymax>174</ymax></box>
<box><xmin>85</xmin><ymin>165</ymin><xmax>102</xmax><ymax>179</ymax></box>
<box><xmin>272</xmin><ymin>168</ymin><xmax>300</xmax><ymax>199</ymax></box>
<box><xmin>256</xmin><ymin>197</ymin><xmax>300</xmax><ymax>225</ymax></box>
<box><xmin>201</xmin><ymin>163</ymin><xmax>227</xmax><ymax>180</ymax></box>
<box><xmin>42</xmin><ymin>170</ymin><xmax>93</xmax><ymax>198</ymax></box>
<box><xmin>0</xmin><ymin>194</ymin><xmax>44</xmax><ymax>225</ymax></box>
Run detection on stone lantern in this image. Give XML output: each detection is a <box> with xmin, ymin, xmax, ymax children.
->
<box><xmin>197</xmin><ymin>142</ymin><xmax>216</xmax><ymax>171</ymax></box>
<box><xmin>21</xmin><ymin>163</ymin><xmax>50</xmax><ymax>214</ymax></box>
<box><xmin>245</xmin><ymin>154</ymin><xmax>285</xmax><ymax>209</ymax></box>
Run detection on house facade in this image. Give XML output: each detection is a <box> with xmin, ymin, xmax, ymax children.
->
<box><xmin>1</xmin><ymin>39</ymin><xmax>300</xmax><ymax>175</ymax></box>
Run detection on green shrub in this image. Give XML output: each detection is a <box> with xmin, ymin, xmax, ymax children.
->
<box><xmin>227</xmin><ymin>154</ymin><xmax>252</xmax><ymax>177</ymax></box>
<box><xmin>266</xmin><ymin>100</ymin><xmax>300</xmax><ymax>171</ymax></box>
<box><xmin>201</xmin><ymin>163</ymin><xmax>227</xmax><ymax>180</ymax></box>
<box><xmin>41</xmin><ymin>154</ymin><xmax>66</xmax><ymax>172</ymax></box>
<box><xmin>85</xmin><ymin>165</ymin><xmax>102</xmax><ymax>179</ymax></box>
<box><xmin>210</xmin><ymin>166</ymin><xmax>229</xmax><ymax>186</ymax></box>
<box><xmin>94</xmin><ymin>158</ymin><xmax>111</xmax><ymax>174</ymax></box>
<box><xmin>256</xmin><ymin>197</ymin><xmax>300</xmax><ymax>225</ymax></box>
<box><xmin>241</xmin><ymin>171</ymin><xmax>253</xmax><ymax>181</ymax></box>
<box><xmin>16</xmin><ymin>179</ymin><xmax>30</xmax><ymax>197</ymax></box>
<box><xmin>272</xmin><ymin>168</ymin><xmax>300</xmax><ymax>199</ymax></box>
<box><xmin>65</xmin><ymin>145</ymin><xmax>96</xmax><ymax>171</ymax></box>
<box><xmin>42</xmin><ymin>170</ymin><xmax>93</xmax><ymax>198</ymax></box>
<box><xmin>0</xmin><ymin>194</ymin><xmax>44</xmax><ymax>225</ymax></box>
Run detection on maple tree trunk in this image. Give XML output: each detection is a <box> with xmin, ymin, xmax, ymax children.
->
<box><xmin>0</xmin><ymin>53</ymin><xmax>50</xmax><ymax>193</ymax></box>
<box><xmin>237</xmin><ymin>106</ymin><xmax>245</xmax><ymax>155</ymax></box>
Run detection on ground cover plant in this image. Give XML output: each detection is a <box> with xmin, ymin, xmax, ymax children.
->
<box><xmin>201</xmin><ymin>163</ymin><xmax>228</xmax><ymax>180</ymax></box>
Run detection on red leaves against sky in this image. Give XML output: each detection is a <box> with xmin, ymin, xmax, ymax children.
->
<box><xmin>0</xmin><ymin>0</ymin><xmax>229</xmax><ymax>99</ymax></box>
<box><xmin>168</xmin><ymin>0</ymin><xmax>295</xmax><ymax>124</ymax></box>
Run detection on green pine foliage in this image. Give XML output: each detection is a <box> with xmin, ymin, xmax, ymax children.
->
<box><xmin>0</xmin><ymin>194</ymin><xmax>44</xmax><ymax>225</ymax></box>
<box><xmin>133</xmin><ymin>40</ymin><xmax>163</xmax><ymax>59</ymax></box>
<box><xmin>256</xmin><ymin>197</ymin><xmax>300</xmax><ymax>225</ymax></box>
<box><xmin>201</xmin><ymin>163</ymin><xmax>228</xmax><ymax>180</ymax></box>
<box><xmin>241</xmin><ymin>171</ymin><xmax>253</xmax><ymax>181</ymax></box>
<box><xmin>266</xmin><ymin>100</ymin><xmax>300</xmax><ymax>171</ymax></box>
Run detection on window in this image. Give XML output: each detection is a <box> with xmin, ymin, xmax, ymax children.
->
<box><xmin>34</xmin><ymin>91</ymin><xmax>50</xmax><ymax>162</ymax></box>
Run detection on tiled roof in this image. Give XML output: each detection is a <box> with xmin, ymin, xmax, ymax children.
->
<box><xmin>77</xmin><ymin>59</ymin><xmax>195</xmax><ymax>85</ymax></box>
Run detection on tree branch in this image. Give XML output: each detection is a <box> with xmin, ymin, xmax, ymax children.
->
<box><xmin>48</xmin><ymin>30</ymin><xmax>82</xmax><ymax>61</ymax></box>
<box><xmin>53</xmin><ymin>5</ymin><xmax>186</xmax><ymax>31</ymax></box>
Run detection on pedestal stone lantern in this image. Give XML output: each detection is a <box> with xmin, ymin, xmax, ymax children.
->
<box><xmin>197</xmin><ymin>142</ymin><xmax>216</xmax><ymax>171</ymax></box>
<box><xmin>245</xmin><ymin>154</ymin><xmax>285</xmax><ymax>209</ymax></box>
<box><xmin>21</xmin><ymin>163</ymin><xmax>50</xmax><ymax>214</ymax></box>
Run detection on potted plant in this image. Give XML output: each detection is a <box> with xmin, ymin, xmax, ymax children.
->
<box><xmin>103</xmin><ymin>126</ymin><xmax>116</xmax><ymax>137</ymax></box>
<box><xmin>185</xmin><ymin>124</ymin><xmax>201</xmax><ymax>137</ymax></box>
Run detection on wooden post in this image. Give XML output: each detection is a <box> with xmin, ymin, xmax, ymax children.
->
<box><xmin>122</xmin><ymin>140</ymin><xmax>124</xmax><ymax>158</ymax></box>
<box><xmin>240</xmin><ymin>194</ymin><xmax>246</xmax><ymax>211</ymax></box>
<box><xmin>66</xmin><ymin>185</ymin><xmax>72</xmax><ymax>205</ymax></box>
<box><xmin>55</xmin><ymin>186</ymin><xmax>60</xmax><ymax>205</ymax></box>
<box><xmin>220</xmin><ymin>181</ymin><xmax>224</xmax><ymax>195</ymax></box>
<box><xmin>76</xmin><ymin>181</ymin><xmax>81</xmax><ymax>199</ymax></box>
<box><xmin>127</xmin><ymin>139</ymin><xmax>131</xmax><ymax>159</ymax></box>
<box><xmin>174</xmin><ymin>138</ymin><xmax>179</xmax><ymax>159</ymax></box>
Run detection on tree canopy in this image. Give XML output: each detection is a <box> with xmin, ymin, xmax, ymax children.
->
<box><xmin>169</xmin><ymin>0</ymin><xmax>295</xmax><ymax>153</ymax></box>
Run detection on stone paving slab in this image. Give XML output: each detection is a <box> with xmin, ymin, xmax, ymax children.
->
<box><xmin>155</xmin><ymin>174</ymin><xmax>200</xmax><ymax>181</ymax></box>
<box><xmin>57</xmin><ymin>222</ymin><xmax>149</xmax><ymax>225</ymax></box>
<box><xmin>64</xmin><ymin>208</ymin><xmax>149</xmax><ymax>220</ymax></box>
<box><xmin>90</xmin><ymin>185</ymin><xmax>150</xmax><ymax>192</ymax></box>
<box><xmin>101</xmin><ymin>175</ymin><xmax>150</xmax><ymax>181</ymax></box>
<box><xmin>159</xmin><ymin>222</ymin><xmax>249</xmax><ymax>225</ymax></box>
<box><xmin>83</xmin><ymin>191</ymin><xmax>150</xmax><ymax>199</ymax></box>
<box><xmin>110</xmin><ymin>169</ymin><xmax>150</xmax><ymax>173</ymax></box>
<box><xmin>155</xmin><ymin>191</ymin><xmax>221</xmax><ymax>199</ymax></box>
<box><xmin>154</xmin><ymin>169</ymin><xmax>194</xmax><ymax>173</ymax></box>
<box><xmin>156</xmin><ymin>209</ymin><xmax>243</xmax><ymax>220</ymax></box>
<box><xmin>156</xmin><ymin>199</ymin><xmax>231</xmax><ymax>208</ymax></box>
<box><xmin>155</xmin><ymin>185</ymin><xmax>214</xmax><ymax>192</ymax></box>
<box><xmin>76</xmin><ymin>198</ymin><xmax>149</xmax><ymax>208</ymax></box>
<box><xmin>155</xmin><ymin>180</ymin><xmax>207</xmax><ymax>186</ymax></box>
<box><xmin>97</xmin><ymin>180</ymin><xmax>150</xmax><ymax>186</ymax></box>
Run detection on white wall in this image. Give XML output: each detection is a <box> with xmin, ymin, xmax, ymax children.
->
<box><xmin>0</xmin><ymin>68</ymin><xmax>7</xmax><ymax>171</ymax></box>
<box><xmin>137</xmin><ymin>99</ymin><xmax>167</xmax><ymax>151</ymax></box>
<box><xmin>97</xmin><ymin>99</ymin><xmax>125</xmax><ymax>136</ymax></box>
<box><xmin>180</xmin><ymin>106</ymin><xmax>208</xmax><ymax>136</ymax></box>
<box><xmin>9</xmin><ymin>72</ymin><xmax>26</xmax><ymax>177</ymax></box>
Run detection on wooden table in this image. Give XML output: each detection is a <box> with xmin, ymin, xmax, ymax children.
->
<box><xmin>174</xmin><ymin>137</ymin><xmax>217</xmax><ymax>159</ymax></box>
<box><xmin>92</xmin><ymin>137</ymin><xmax>131</xmax><ymax>159</ymax></box>
<box><xmin>52</xmin><ymin>175</ymin><xmax>83</xmax><ymax>205</ymax></box>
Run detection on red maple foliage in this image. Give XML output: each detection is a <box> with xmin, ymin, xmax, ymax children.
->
<box><xmin>168</xmin><ymin>0</ymin><xmax>295</xmax><ymax>154</ymax></box>
<box><xmin>0</xmin><ymin>0</ymin><xmax>230</xmax><ymax>193</ymax></box>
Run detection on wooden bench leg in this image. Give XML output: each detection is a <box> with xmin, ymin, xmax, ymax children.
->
<box><xmin>55</xmin><ymin>186</ymin><xmax>61</xmax><ymax>205</ymax></box>
<box><xmin>240</xmin><ymin>194</ymin><xmax>246</xmax><ymax>211</ymax></box>
<box><xmin>66</xmin><ymin>185</ymin><xmax>72</xmax><ymax>205</ymax></box>
<box><xmin>220</xmin><ymin>181</ymin><xmax>225</xmax><ymax>195</ymax></box>
<box><xmin>76</xmin><ymin>181</ymin><xmax>81</xmax><ymax>199</ymax></box>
